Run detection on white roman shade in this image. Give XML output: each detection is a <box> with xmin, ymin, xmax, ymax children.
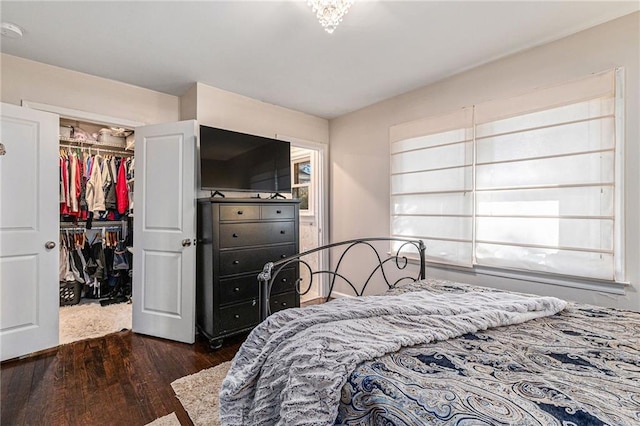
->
<box><xmin>390</xmin><ymin>69</ymin><xmax>623</xmax><ymax>282</ymax></box>
<box><xmin>473</xmin><ymin>70</ymin><xmax>617</xmax><ymax>280</ymax></box>
<box><xmin>390</xmin><ymin>108</ymin><xmax>474</xmax><ymax>266</ymax></box>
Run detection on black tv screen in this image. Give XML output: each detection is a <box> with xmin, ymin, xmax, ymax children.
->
<box><xmin>199</xmin><ymin>126</ymin><xmax>291</xmax><ymax>193</ymax></box>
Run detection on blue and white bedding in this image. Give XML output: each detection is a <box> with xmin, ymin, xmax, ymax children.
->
<box><xmin>219</xmin><ymin>280</ymin><xmax>569</xmax><ymax>425</ymax></box>
<box><xmin>338</xmin><ymin>280</ymin><xmax>640</xmax><ymax>425</ymax></box>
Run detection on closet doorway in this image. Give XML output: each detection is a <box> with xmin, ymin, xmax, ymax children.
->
<box><xmin>1</xmin><ymin>102</ymin><xmax>146</xmax><ymax>361</ymax></box>
<box><xmin>29</xmin><ymin>102</ymin><xmax>144</xmax><ymax>350</ymax></box>
<box><xmin>58</xmin><ymin>117</ymin><xmax>135</xmax><ymax>345</ymax></box>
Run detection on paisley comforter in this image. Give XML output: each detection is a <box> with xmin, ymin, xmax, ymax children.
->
<box><xmin>337</xmin><ymin>280</ymin><xmax>640</xmax><ymax>425</ymax></box>
<box><xmin>220</xmin><ymin>281</ymin><xmax>566</xmax><ymax>425</ymax></box>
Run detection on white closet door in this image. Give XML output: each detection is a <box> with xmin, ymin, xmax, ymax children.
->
<box><xmin>132</xmin><ymin>120</ymin><xmax>197</xmax><ymax>343</ymax></box>
<box><xmin>0</xmin><ymin>103</ymin><xmax>59</xmax><ymax>361</ymax></box>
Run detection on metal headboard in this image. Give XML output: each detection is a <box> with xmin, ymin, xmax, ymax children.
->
<box><xmin>258</xmin><ymin>237</ymin><xmax>426</xmax><ymax>321</ymax></box>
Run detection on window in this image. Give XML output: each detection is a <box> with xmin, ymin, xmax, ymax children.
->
<box><xmin>390</xmin><ymin>108</ymin><xmax>474</xmax><ymax>267</ymax></box>
<box><xmin>292</xmin><ymin>157</ymin><xmax>312</xmax><ymax>212</ymax></box>
<box><xmin>391</xmin><ymin>69</ymin><xmax>623</xmax><ymax>282</ymax></box>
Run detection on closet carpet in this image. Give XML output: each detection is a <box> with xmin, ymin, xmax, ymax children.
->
<box><xmin>59</xmin><ymin>301</ymin><xmax>132</xmax><ymax>345</ymax></box>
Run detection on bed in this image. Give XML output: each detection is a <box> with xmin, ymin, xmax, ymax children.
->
<box><xmin>219</xmin><ymin>238</ymin><xmax>640</xmax><ymax>425</ymax></box>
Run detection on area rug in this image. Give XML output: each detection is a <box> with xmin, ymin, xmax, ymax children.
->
<box><xmin>59</xmin><ymin>301</ymin><xmax>132</xmax><ymax>345</ymax></box>
<box><xmin>170</xmin><ymin>361</ymin><xmax>232</xmax><ymax>426</ymax></box>
<box><xmin>146</xmin><ymin>412</ymin><xmax>180</xmax><ymax>426</ymax></box>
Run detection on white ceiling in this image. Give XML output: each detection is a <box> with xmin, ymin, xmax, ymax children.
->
<box><xmin>1</xmin><ymin>1</ymin><xmax>638</xmax><ymax>119</ymax></box>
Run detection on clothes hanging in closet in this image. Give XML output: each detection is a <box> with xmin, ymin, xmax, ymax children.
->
<box><xmin>58</xmin><ymin>227</ymin><xmax>133</xmax><ymax>303</ymax></box>
<box><xmin>60</xmin><ymin>152</ymin><xmax>134</xmax><ymax>222</ymax></box>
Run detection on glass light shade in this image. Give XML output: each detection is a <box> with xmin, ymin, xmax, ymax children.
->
<box><xmin>307</xmin><ymin>0</ymin><xmax>354</xmax><ymax>33</ymax></box>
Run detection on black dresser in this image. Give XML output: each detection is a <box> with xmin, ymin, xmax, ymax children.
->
<box><xmin>196</xmin><ymin>198</ymin><xmax>300</xmax><ymax>348</ymax></box>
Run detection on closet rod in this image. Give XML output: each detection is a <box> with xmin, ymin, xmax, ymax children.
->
<box><xmin>60</xmin><ymin>226</ymin><xmax>122</xmax><ymax>232</ymax></box>
<box><xmin>59</xmin><ymin>143</ymin><xmax>134</xmax><ymax>157</ymax></box>
<box><xmin>61</xmin><ymin>220</ymin><xmax>125</xmax><ymax>229</ymax></box>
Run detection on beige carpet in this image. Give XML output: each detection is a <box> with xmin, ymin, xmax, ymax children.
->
<box><xmin>59</xmin><ymin>301</ymin><xmax>132</xmax><ymax>345</ymax></box>
<box><xmin>170</xmin><ymin>361</ymin><xmax>232</xmax><ymax>426</ymax></box>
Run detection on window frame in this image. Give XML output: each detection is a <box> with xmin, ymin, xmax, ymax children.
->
<box><xmin>291</xmin><ymin>155</ymin><xmax>313</xmax><ymax>215</ymax></box>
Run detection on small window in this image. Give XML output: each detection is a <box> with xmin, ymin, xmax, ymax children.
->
<box><xmin>292</xmin><ymin>158</ymin><xmax>311</xmax><ymax>212</ymax></box>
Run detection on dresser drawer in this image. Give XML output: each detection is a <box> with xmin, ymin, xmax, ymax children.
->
<box><xmin>262</xmin><ymin>204</ymin><xmax>296</xmax><ymax>220</ymax></box>
<box><xmin>219</xmin><ymin>221</ymin><xmax>295</xmax><ymax>248</ymax></box>
<box><xmin>270</xmin><ymin>267</ymin><xmax>298</xmax><ymax>295</ymax></box>
<box><xmin>219</xmin><ymin>205</ymin><xmax>260</xmax><ymax>221</ymax></box>
<box><xmin>219</xmin><ymin>244</ymin><xmax>297</xmax><ymax>276</ymax></box>
<box><xmin>219</xmin><ymin>299</ymin><xmax>260</xmax><ymax>333</ymax></box>
<box><xmin>219</xmin><ymin>274</ymin><xmax>260</xmax><ymax>306</ymax></box>
<box><xmin>270</xmin><ymin>291</ymin><xmax>299</xmax><ymax>314</ymax></box>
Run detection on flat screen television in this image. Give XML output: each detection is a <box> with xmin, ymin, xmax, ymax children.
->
<box><xmin>198</xmin><ymin>125</ymin><xmax>291</xmax><ymax>194</ymax></box>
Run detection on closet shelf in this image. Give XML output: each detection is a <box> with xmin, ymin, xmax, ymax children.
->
<box><xmin>59</xmin><ymin>136</ymin><xmax>133</xmax><ymax>151</ymax></box>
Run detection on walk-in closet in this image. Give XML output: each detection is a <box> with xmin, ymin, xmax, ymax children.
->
<box><xmin>58</xmin><ymin>118</ymin><xmax>135</xmax><ymax>344</ymax></box>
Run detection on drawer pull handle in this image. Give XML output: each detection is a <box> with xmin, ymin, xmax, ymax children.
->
<box><xmin>232</xmin><ymin>233</ymin><xmax>238</xmax><ymax>238</ymax></box>
<box><xmin>234</xmin><ymin>314</ymin><xmax>240</xmax><ymax>319</ymax></box>
<box><xmin>276</xmin><ymin>210</ymin><xmax>282</xmax><ymax>214</ymax></box>
<box><xmin>233</xmin><ymin>287</ymin><xmax>240</xmax><ymax>292</ymax></box>
<box><xmin>280</xmin><ymin>254</ymin><xmax>287</xmax><ymax>259</ymax></box>
<box><xmin>252</xmin><ymin>299</ymin><xmax>257</xmax><ymax>306</ymax></box>
<box><xmin>281</xmin><ymin>302</ymin><xmax>287</xmax><ymax>307</ymax></box>
<box><xmin>233</xmin><ymin>260</ymin><xmax>240</xmax><ymax>265</ymax></box>
<box><xmin>237</xmin><ymin>210</ymin><xmax>243</xmax><ymax>215</ymax></box>
<box><xmin>281</xmin><ymin>278</ymin><xmax>287</xmax><ymax>283</ymax></box>
<box><xmin>280</xmin><ymin>230</ymin><xmax>285</xmax><ymax>234</ymax></box>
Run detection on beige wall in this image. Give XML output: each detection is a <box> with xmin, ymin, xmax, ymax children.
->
<box><xmin>183</xmin><ymin>82</ymin><xmax>328</xmax><ymax>144</ymax></box>
<box><xmin>329</xmin><ymin>12</ymin><xmax>640</xmax><ymax>310</ymax></box>
<box><xmin>1</xmin><ymin>54</ymin><xmax>329</xmax><ymax>143</ymax></box>
<box><xmin>1</xmin><ymin>53</ymin><xmax>329</xmax><ymax>198</ymax></box>
<box><xmin>1</xmin><ymin>54</ymin><xmax>180</xmax><ymax>124</ymax></box>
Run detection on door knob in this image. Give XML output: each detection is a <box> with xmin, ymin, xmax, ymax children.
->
<box><xmin>45</xmin><ymin>241</ymin><xmax>56</xmax><ymax>249</ymax></box>
<box><xmin>181</xmin><ymin>239</ymin><xmax>192</xmax><ymax>247</ymax></box>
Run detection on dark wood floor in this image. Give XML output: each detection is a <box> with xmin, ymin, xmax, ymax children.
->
<box><xmin>1</xmin><ymin>298</ymin><xmax>325</xmax><ymax>426</ymax></box>
<box><xmin>1</xmin><ymin>330</ymin><xmax>244</xmax><ymax>426</ymax></box>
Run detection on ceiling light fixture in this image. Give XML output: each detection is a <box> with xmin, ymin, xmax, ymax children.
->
<box><xmin>307</xmin><ymin>0</ymin><xmax>354</xmax><ymax>34</ymax></box>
